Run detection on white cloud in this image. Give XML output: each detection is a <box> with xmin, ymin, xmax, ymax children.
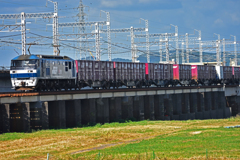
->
<box><xmin>100</xmin><ymin>0</ymin><xmax>133</xmax><ymax>8</ymax></box>
<box><xmin>214</xmin><ymin>18</ymin><xmax>223</xmax><ymax>25</ymax></box>
<box><xmin>138</xmin><ymin>0</ymin><xmax>158</xmax><ymax>3</ymax></box>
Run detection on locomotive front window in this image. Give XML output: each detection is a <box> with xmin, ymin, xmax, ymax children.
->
<box><xmin>11</xmin><ymin>60</ymin><xmax>38</xmax><ymax>69</ymax></box>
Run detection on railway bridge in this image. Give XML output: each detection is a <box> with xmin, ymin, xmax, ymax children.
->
<box><xmin>1</xmin><ymin>85</ymin><xmax>240</xmax><ymax>133</ymax></box>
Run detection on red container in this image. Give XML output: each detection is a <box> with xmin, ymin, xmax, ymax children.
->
<box><xmin>173</xmin><ymin>64</ymin><xmax>179</xmax><ymax>80</ymax></box>
<box><xmin>191</xmin><ymin>65</ymin><xmax>198</xmax><ymax>80</ymax></box>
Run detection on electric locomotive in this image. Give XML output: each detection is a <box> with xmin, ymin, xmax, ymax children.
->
<box><xmin>10</xmin><ymin>54</ymin><xmax>76</xmax><ymax>91</ymax></box>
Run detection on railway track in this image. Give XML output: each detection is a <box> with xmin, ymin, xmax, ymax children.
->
<box><xmin>0</xmin><ymin>85</ymin><xmax>228</xmax><ymax>98</ymax></box>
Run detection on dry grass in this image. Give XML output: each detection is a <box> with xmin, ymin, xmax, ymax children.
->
<box><xmin>0</xmin><ymin>118</ymin><xmax>239</xmax><ymax>160</ymax></box>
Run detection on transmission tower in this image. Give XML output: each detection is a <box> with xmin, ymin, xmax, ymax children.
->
<box><xmin>170</xmin><ymin>24</ymin><xmax>179</xmax><ymax>64</ymax></box>
<box><xmin>214</xmin><ymin>33</ymin><xmax>221</xmax><ymax>66</ymax></box>
<box><xmin>46</xmin><ymin>0</ymin><xmax>59</xmax><ymax>55</ymax></box>
<box><xmin>0</xmin><ymin>12</ymin><xmax>54</xmax><ymax>55</ymax></box>
<box><xmin>231</xmin><ymin>35</ymin><xmax>237</xmax><ymax>66</ymax></box>
<box><xmin>101</xmin><ymin>10</ymin><xmax>111</xmax><ymax>61</ymax></box>
<box><xmin>100</xmin><ymin>26</ymin><xmax>146</xmax><ymax>62</ymax></box>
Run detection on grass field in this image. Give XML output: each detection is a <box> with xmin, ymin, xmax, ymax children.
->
<box><xmin>0</xmin><ymin>117</ymin><xmax>240</xmax><ymax>160</ymax></box>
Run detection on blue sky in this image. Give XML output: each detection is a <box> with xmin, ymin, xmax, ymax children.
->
<box><xmin>0</xmin><ymin>0</ymin><xmax>239</xmax><ymax>65</ymax></box>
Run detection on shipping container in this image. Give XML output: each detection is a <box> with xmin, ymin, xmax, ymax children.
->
<box><xmin>173</xmin><ymin>64</ymin><xmax>179</xmax><ymax>80</ymax></box>
<box><xmin>139</xmin><ymin>63</ymin><xmax>145</xmax><ymax>80</ymax></box>
<box><xmin>93</xmin><ymin>61</ymin><xmax>100</xmax><ymax>81</ymax></box>
<box><xmin>115</xmin><ymin>62</ymin><xmax>122</xmax><ymax>81</ymax></box>
<box><xmin>191</xmin><ymin>65</ymin><xmax>210</xmax><ymax>80</ymax></box>
<box><xmin>133</xmin><ymin>63</ymin><xmax>139</xmax><ymax>80</ymax></box>
<box><xmin>107</xmin><ymin>61</ymin><xmax>114</xmax><ymax>80</ymax></box>
<box><xmin>78</xmin><ymin>60</ymin><xmax>86</xmax><ymax>81</ymax></box>
<box><xmin>164</xmin><ymin>64</ymin><xmax>173</xmax><ymax>80</ymax></box>
<box><xmin>223</xmin><ymin>66</ymin><xmax>232</xmax><ymax>79</ymax></box>
<box><xmin>153</xmin><ymin>63</ymin><xmax>163</xmax><ymax>80</ymax></box>
<box><xmin>148</xmin><ymin>63</ymin><xmax>154</xmax><ymax>80</ymax></box>
<box><xmin>210</xmin><ymin>66</ymin><xmax>217</xmax><ymax>79</ymax></box>
<box><xmin>234</xmin><ymin>67</ymin><xmax>240</xmax><ymax>79</ymax></box>
<box><xmin>127</xmin><ymin>62</ymin><xmax>134</xmax><ymax>80</ymax></box>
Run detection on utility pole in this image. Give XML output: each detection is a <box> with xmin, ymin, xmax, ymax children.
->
<box><xmin>101</xmin><ymin>10</ymin><xmax>111</xmax><ymax>61</ymax></box>
<box><xmin>95</xmin><ymin>23</ymin><xmax>100</xmax><ymax>60</ymax></box>
<box><xmin>140</xmin><ymin>18</ymin><xmax>150</xmax><ymax>63</ymax></box>
<box><xmin>231</xmin><ymin>35</ymin><xmax>237</xmax><ymax>66</ymax></box>
<box><xmin>222</xmin><ymin>38</ymin><xmax>226</xmax><ymax>66</ymax></box>
<box><xmin>47</xmin><ymin>0</ymin><xmax>59</xmax><ymax>55</ymax></box>
<box><xmin>100</xmin><ymin>27</ymin><xmax>146</xmax><ymax>62</ymax></box>
<box><xmin>0</xmin><ymin>12</ymin><xmax>54</xmax><ymax>55</ymax></box>
<box><xmin>194</xmin><ymin>29</ymin><xmax>202</xmax><ymax>63</ymax></box>
<box><xmin>171</xmin><ymin>24</ymin><xmax>178</xmax><ymax>64</ymax></box>
<box><xmin>77</xmin><ymin>0</ymin><xmax>87</xmax><ymax>59</ymax></box>
<box><xmin>181</xmin><ymin>42</ymin><xmax>185</xmax><ymax>63</ymax></box>
<box><xmin>185</xmin><ymin>33</ymin><xmax>189</xmax><ymax>63</ymax></box>
<box><xmin>214</xmin><ymin>33</ymin><xmax>221</xmax><ymax>66</ymax></box>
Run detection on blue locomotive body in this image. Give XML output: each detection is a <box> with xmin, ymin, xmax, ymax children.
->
<box><xmin>10</xmin><ymin>55</ymin><xmax>76</xmax><ymax>91</ymax></box>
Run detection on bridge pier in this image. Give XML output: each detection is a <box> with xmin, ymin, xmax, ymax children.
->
<box><xmin>133</xmin><ymin>96</ymin><xmax>145</xmax><ymax>121</ymax></box>
<box><xmin>0</xmin><ymin>87</ymin><xmax>235</xmax><ymax>133</ymax></box>
<box><xmin>96</xmin><ymin>98</ymin><xmax>109</xmax><ymax>124</ymax></box>
<box><xmin>66</xmin><ymin>100</ymin><xmax>81</xmax><ymax>128</ymax></box>
<box><xmin>48</xmin><ymin>101</ymin><xmax>66</xmax><ymax>129</ymax></box>
<box><xmin>30</xmin><ymin>102</ymin><xmax>48</xmax><ymax>130</ymax></box>
<box><xmin>190</xmin><ymin>93</ymin><xmax>197</xmax><ymax>119</ymax></box>
<box><xmin>109</xmin><ymin>97</ymin><xmax>122</xmax><ymax>122</ymax></box>
<box><xmin>164</xmin><ymin>95</ymin><xmax>173</xmax><ymax>120</ymax></box>
<box><xmin>144</xmin><ymin>95</ymin><xmax>155</xmax><ymax>120</ymax></box>
<box><xmin>122</xmin><ymin>97</ymin><xmax>133</xmax><ymax>120</ymax></box>
<box><xmin>9</xmin><ymin>103</ymin><xmax>30</xmax><ymax>132</ymax></box>
<box><xmin>154</xmin><ymin>95</ymin><xmax>164</xmax><ymax>120</ymax></box>
<box><xmin>196</xmin><ymin>92</ymin><xmax>204</xmax><ymax>119</ymax></box>
<box><xmin>0</xmin><ymin>104</ymin><xmax>10</xmax><ymax>133</ymax></box>
<box><xmin>81</xmin><ymin>99</ymin><xmax>96</xmax><ymax>125</ymax></box>
<box><xmin>172</xmin><ymin>94</ymin><xmax>181</xmax><ymax>120</ymax></box>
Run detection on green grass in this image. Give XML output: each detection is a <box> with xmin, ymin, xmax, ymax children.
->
<box><xmin>1</xmin><ymin>118</ymin><xmax>240</xmax><ymax>159</ymax></box>
<box><xmin>72</xmin><ymin>126</ymin><xmax>240</xmax><ymax>159</ymax></box>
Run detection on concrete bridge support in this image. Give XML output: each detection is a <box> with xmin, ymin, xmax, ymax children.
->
<box><xmin>122</xmin><ymin>97</ymin><xmax>134</xmax><ymax>120</ymax></box>
<box><xmin>109</xmin><ymin>97</ymin><xmax>122</xmax><ymax>122</ymax></box>
<box><xmin>48</xmin><ymin>101</ymin><xmax>66</xmax><ymax>129</ymax></box>
<box><xmin>144</xmin><ymin>95</ymin><xmax>155</xmax><ymax>120</ymax></box>
<box><xmin>30</xmin><ymin>102</ymin><xmax>48</xmax><ymax>130</ymax></box>
<box><xmin>0</xmin><ymin>90</ymin><xmax>234</xmax><ymax>134</ymax></box>
<box><xmin>9</xmin><ymin>103</ymin><xmax>30</xmax><ymax>132</ymax></box>
<box><xmin>133</xmin><ymin>96</ymin><xmax>145</xmax><ymax>121</ymax></box>
<box><xmin>81</xmin><ymin>99</ymin><xmax>96</xmax><ymax>125</ymax></box>
<box><xmin>66</xmin><ymin>100</ymin><xmax>81</xmax><ymax>128</ymax></box>
<box><xmin>154</xmin><ymin>95</ymin><xmax>164</xmax><ymax>120</ymax></box>
<box><xmin>96</xmin><ymin>98</ymin><xmax>109</xmax><ymax>124</ymax></box>
<box><xmin>0</xmin><ymin>104</ymin><xmax>10</xmax><ymax>133</ymax></box>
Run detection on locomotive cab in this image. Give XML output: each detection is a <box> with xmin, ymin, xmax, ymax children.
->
<box><xmin>10</xmin><ymin>55</ymin><xmax>40</xmax><ymax>90</ymax></box>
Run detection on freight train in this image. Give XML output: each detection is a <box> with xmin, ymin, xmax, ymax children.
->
<box><xmin>10</xmin><ymin>54</ymin><xmax>240</xmax><ymax>91</ymax></box>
